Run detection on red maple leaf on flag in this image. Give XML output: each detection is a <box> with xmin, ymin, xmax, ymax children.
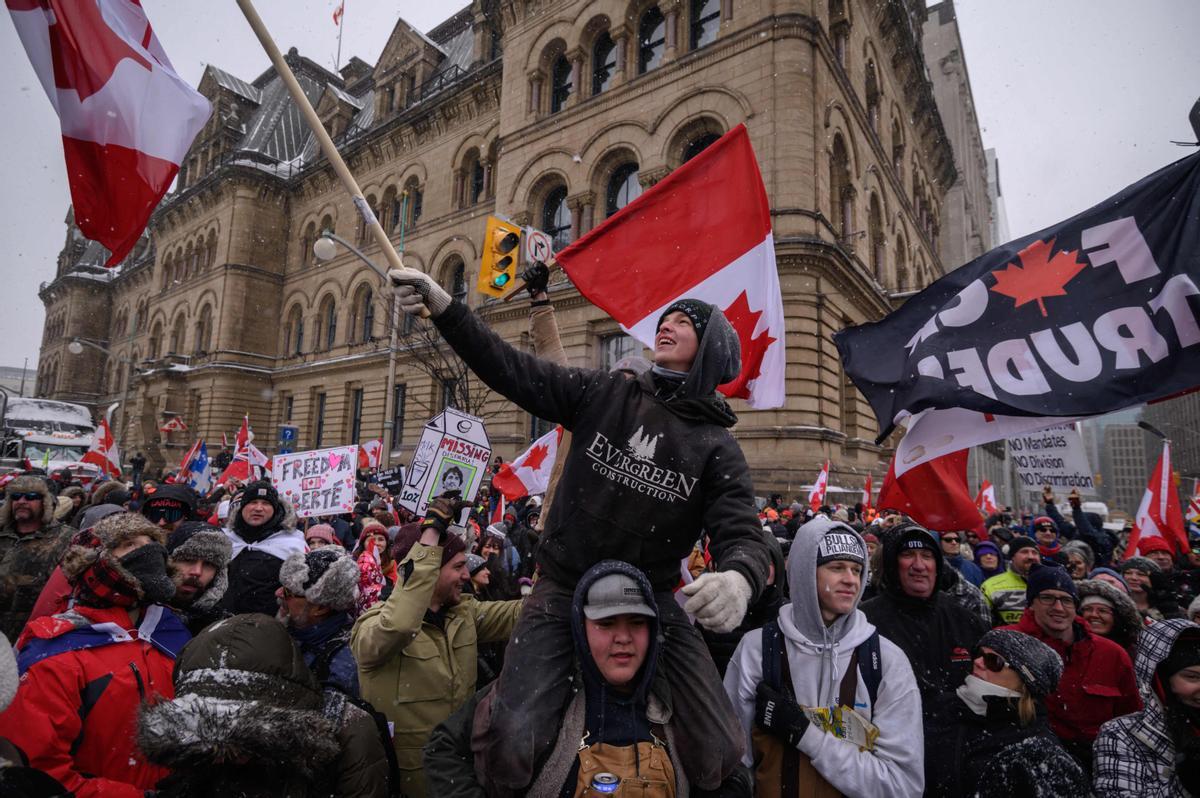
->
<box><xmin>523</xmin><ymin>443</ymin><xmax>550</xmax><ymax>472</ymax></box>
<box><xmin>989</xmin><ymin>237</ymin><xmax>1086</xmax><ymax>317</ymax></box>
<box><xmin>29</xmin><ymin>0</ymin><xmax>154</xmax><ymax>101</ymax></box>
<box><xmin>719</xmin><ymin>291</ymin><xmax>777</xmax><ymax>400</ymax></box>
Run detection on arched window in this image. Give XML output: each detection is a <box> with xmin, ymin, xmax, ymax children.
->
<box><xmin>891</xmin><ymin>119</ymin><xmax>905</xmax><ymax>177</ymax></box>
<box><xmin>690</xmin><ymin>0</ymin><xmax>720</xmax><ymax>49</ymax></box>
<box><xmin>285</xmin><ymin>305</ymin><xmax>304</xmax><ymax>355</ymax></box>
<box><xmin>169</xmin><ymin>315</ymin><xmax>186</xmax><ymax>354</ymax></box>
<box><xmin>195</xmin><ymin>305</ymin><xmax>213</xmax><ymax>353</ymax></box>
<box><xmin>683</xmin><ymin>133</ymin><xmax>720</xmax><ymax>163</ymax></box>
<box><xmin>318</xmin><ymin>296</ymin><xmax>337</xmax><ymax>350</ymax></box>
<box><xmin>471</xmin><ymin>157</ymin><xmax>486</xmax><ymax>206</ymax></box>
<box><xmin>868</xmin><ymin>194</ymin><xmax>885</xmax><ymax>282</ymax></box>
<box><xmin>550</xmin><ymin>55</ymin><xmax>572</xmax><ymax>113</ymax></box>
<box><xmin>638</xmin><ymin>7</ymin><xmax>666</xmax><ymax>73</ymax></box>
<box><xmin>606</xmin><ymin>163</ymin><xmax>641</xmax><ymax>217</ymax></box>
<box><xmin>542</xmin><ymin>186</ymin><xmax>572</xmax><ymax>250</ymax></box>
<box><xmin>351</xmin><ymin>286</ymin><xmax>375</xmax><ymax>343</ymax></box>
<box><xmin>183</xmin><ymin>243</ymin><xmax>195</xmax><ymax>280</ymax></box>
<box><xmin>592</xmin><ymin>33</ymin><xmax>616</xmax><ymax>95</ymax></box>
<box><xmin>830</xmin><ymin>135</ymin><xmax>853</xmax><ymax>239</ymax></box>
<box><xmin>403</xmin><ymin>177</ymin><xmax>423</xmax><ymax>226</ymax></box>
<box><xmin>206</xmin><ymin>230</ymin><xmax>217</xmax><ymax>269</ymax></box>
<box><xmin>895</xmin><ymin>237</ymin><xmax>908</xmax><ymax>290</ymax></box>
<box><xmin>358</xmin><ymin>195</ymin><xmax>378</xmax><ymax>243</ymax></box>
<box><xmin>149</xmin><ymin>322</ymin><xmax>163</xmax><ymax>359</ymax></box>
<box><xmin>444</xmin><ymin>258</ymin><xmax>467</xmax><ymax>304</ymax></box>
<box><xmin>302</xmin><ymin>222</ymin><xmax>316</xmax><ymax>267</ymax></box>
<box><xmin>383</xmin><ymin>186</ymin><xmax>400</xmax><ymax>232</ymax></box>
<box><xmin>865</xmin><ymin>61</ymin><xmax>881</xmax><ymax>135</ymax></box>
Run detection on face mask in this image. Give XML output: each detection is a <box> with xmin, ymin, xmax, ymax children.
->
<box><xmin>956</xmin><ymin>674</ymin><xmax>1021</xmax><ymax>716</ymax></box>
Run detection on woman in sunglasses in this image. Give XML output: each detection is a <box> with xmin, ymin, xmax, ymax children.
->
<box><xmin>925</xmin><ymin>629</ymin><xmax>1088</xmax><ymax>798</ymax></box>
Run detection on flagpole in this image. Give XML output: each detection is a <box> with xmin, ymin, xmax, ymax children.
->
<box><xmin>334</xmin><ymin>1</ymin><xmax>345</xmax><ymax>71</ymax></box>
<box><xmin>234</xmin><ymin>0</ymin><xmax>428</xmax><ymax>317</ymax></box>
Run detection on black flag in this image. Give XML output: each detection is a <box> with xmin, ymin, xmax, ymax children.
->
<box><xmin>834</xmin><ymin>152</ymin><xmax>1200</xmax><ymax>471</ymax></box>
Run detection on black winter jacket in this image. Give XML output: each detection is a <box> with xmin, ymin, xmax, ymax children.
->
<box><xmin>434</xmin><ymin>300</ymin><xmax>769</xmax><ymax>596</ymax></box>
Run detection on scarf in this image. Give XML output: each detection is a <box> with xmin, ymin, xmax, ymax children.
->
<box><xmin>956</xmin><ymin>674</ymin><xmax>1022</xmax><ymax>716</ymax></box>
<box><xmin>225</xmin><ymin>527</ymin><xmax>305</xmax><ymax>561</ymax></box>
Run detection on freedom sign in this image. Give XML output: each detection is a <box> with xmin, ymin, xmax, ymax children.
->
<box><xmin>835</xmin><ymin>152</ymin><xmax>1200</xmax><ymax>475</ymax></box>
<box><xmin>272</xmin><ymin>445</ymin><xmax>357</xmax><ymax>518</ymax></box>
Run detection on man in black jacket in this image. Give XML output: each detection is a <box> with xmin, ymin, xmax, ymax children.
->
<box><xmin>862</xmin><ymin>522</ymin><xmax>990</xmax><ymax>702</ymax></box>
<box><xmin>218</xmin><ymin>480</ymin><xmax>305</xmax><ymax>617</ymax></box>
<box><xmin>388</xmin><ymin>271</ymin><xmax>770</xmax><ymax>796</ymax></box>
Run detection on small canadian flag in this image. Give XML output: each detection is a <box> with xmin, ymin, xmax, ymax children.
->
<box><xmin>358</xmin><ymin>439</ymin><xmax>383</xmax><ymax>470</ymax></box>
<box><xmin>493</xmin><ymin>426</ymin><xmax>563</xmax><ymax>501</ymax></box>
<box><xmin>159</xmin><ymin>416</ymin><xmax>188</xmax><ymax>433</ymax></box>
<box><xmin>1125</xmin><ymin>440</ymin><xmax>1188</xmax><ymax>558</ymax></box>
<box><xmin>975</xmin><ymin>480</ymin><xmax>999</xmax><ymax>516</ymax></box>
<box><xmin>809</xmin><ymin>460</ymin><xmax>830</xmax><ymax>513</ymax></box>
<box><xmin>81</xmin><ymin>418</ymin><xmax>121</xmax><ymax>478</ymax></box>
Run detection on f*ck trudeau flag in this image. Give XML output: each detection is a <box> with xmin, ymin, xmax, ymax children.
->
<box><xmin>556</xmin><ymin>124</ymin><xmax>786</xmax><ymax>408</ymax></box>
<box><xmin>835</xmin><ymin>152</ymin><xmax>1200</xmax><ymax>477</ymax></box>
<box><xmin>8</xmin><ymin>0</ymin><xmax>211</xmax><ymax>265</ymax></box>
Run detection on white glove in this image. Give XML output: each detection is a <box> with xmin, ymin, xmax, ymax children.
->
<box><xmin>681</xmin><ymin>570</ymin><xmax>752</xmax><ymax>633</ymax></box>
<box><xmin>387</xmin><ymin>269</ymin><xmax>453</xmax><ymax>317</ymax></box>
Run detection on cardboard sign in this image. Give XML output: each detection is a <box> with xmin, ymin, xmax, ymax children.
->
<box><xmin>272</xmin><ymin>444</ymin><xmax>358</xmax><ymax>518</ymax></box>
<box><xmin>1007</xmin><ymin>424</ymin><xmax>1097</xmax><ymax>495</ymax></box>
<box><xmin>376</xmin><ymin>466</ymin><xmax>406</xmax><ymax>496</ymax></box>
<box><xmin>398</xmin><ymin>408</ymin><xmax>491</xmax><ymax>517</ymax></box>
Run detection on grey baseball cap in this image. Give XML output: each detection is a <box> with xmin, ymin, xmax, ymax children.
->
<box><xmin>583</xmin><ymin>573</ymin><xmax>656</xmax><ymax>620</ymax></box>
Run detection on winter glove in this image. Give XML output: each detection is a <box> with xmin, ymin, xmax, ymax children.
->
<box><xmin>754</xmin><ymin>681</ymin><xmax>809</xmax><ymax>748</ymax></box>
<box><xmin>521</xmin><ymin>262</ymin><xmax>550</xmax><ymax>297</ymax></box>
<box><xmin>681</xmin><ymin>570</ymin><xmax>752</xmax><ymax>633</ymax></box>
<box><xmin>119</xmin><ymin>542</ymin><xmax>176</xmax><ymax>604</ymax></box>
<box><xmin>387</xmin><ymin>268</ymin><xmax>453</xmax><ymax>317</ymax></box>
<box><xmin>422</xmin><ymin>495</ymin><xmax>471</xmax><ymax>542</ymax></box>
<box><xmin>1178</xmin><ymin>754</ymin><xmax>1200</xmax><ymax>795</ymax></box>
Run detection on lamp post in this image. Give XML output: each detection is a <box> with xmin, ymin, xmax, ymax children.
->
<box><xmin>68</xmin><ymin>338</ymin><xmax>138</xmax><ymax>454</ymax></box>
<box><xmin>313</xmin><ymin>230</ymin><xmax>402</xmax><ymax>468</ymax></box>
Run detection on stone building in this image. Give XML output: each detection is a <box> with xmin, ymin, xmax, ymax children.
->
<box><xmin>37</xmin><ymin>0</ymin><xmax>960</xmax><ymax>496</ymax></box>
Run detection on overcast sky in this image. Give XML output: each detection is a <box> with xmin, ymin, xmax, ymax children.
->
<box><xmin>1</xmin><ymin>0</ymin><xmax>1196</xmax><ymax>371</ymax></box>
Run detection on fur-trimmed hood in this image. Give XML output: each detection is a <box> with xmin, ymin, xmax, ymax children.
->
<box><xmin>137</xmin><ymin>613</ymin><xmax>339</xmax><ymax>778</ymax></box>
<box><xmin>1077</xmin><ymin>578</ymin><xmax>1143</xmax><ymax>651</ymax></box>
<box><xmin>0</xmin><ymin>474</ymin><xmax>54</xmax><ymax>527</ymax></box>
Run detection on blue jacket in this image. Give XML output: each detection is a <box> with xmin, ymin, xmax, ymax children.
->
<box><xmin>947</xmin><ymin>555</ymin><xmax>984</xmax><ymax>587</ymax></box>
<box><xmin>292</xmin><ymin>611</ymin><xmax>359</xmax><ymax>698</ymax></box>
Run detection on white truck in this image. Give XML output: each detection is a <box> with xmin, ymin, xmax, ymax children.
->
<box><xmin>0</xmin><ymin>396</ymin><xmax>97</xmax><ymax>475</ymax></box>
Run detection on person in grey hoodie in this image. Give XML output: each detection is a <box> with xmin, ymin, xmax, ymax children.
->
<box><xmin>723</xmin><ymin>517</ymin><xmax>924</xmax><ymax>797</ymax></box>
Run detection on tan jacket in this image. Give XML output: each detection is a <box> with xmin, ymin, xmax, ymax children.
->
<box><xmin>350</xmin><ymin>541</ymin><xmax>522</xmax><ymax>797</ymax></box>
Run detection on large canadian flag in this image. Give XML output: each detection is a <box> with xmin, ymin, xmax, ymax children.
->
<box><xmin>556</xmin><ymin>124</ymin><xmax>785</xmax><ymax>408</ymax></box>
<box><xmin>1126</xmin><ymin>440</ymin><xmax>1188</xmax><ymax>557</ymax></box>
<box><xmin>8</xmin><ymin>0</ymin><xmax>211</xmax><ymax>265</ymax></box>
<box><xmin>877</xmin><ymin>449</ymin><xmax>984</xmax><ymax>534</ymax></box>
<box><xmin>81</xmin><ymin>417</ymin><xmax>121</xmax><ymax>478</ymax></box>
<box><xmin>493</xmin><ymin>426</ymin><xmax>563</xmax><ymax>501</ymax></box>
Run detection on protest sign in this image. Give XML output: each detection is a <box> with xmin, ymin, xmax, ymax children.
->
<box><xmin>398</xmin><ymin>408</ymin><xmax>491</xmax><ymax>517</ymax></box>
<box><xmin>1007</xmin><ymin>425</ymin><xmax>1097</xmax><ymax>495</ymax></box>
<box><xmin>272</xmin><ymin>444</ymin><xmax>358</xmax><ymax>518</ymax></box>
<box><xmin>376</xmin><ymin>466</ymin><xmax>405</xmax><ymax>496</ymax></box>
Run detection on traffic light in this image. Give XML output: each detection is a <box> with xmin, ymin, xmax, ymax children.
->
<box><xmin>478</xmin><ymin>216</ymin><xmax>522</xmax><ymax>298</ymax></box>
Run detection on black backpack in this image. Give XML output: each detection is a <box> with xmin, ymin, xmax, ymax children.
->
<box><xmin>760</xmin><ymin>619</ymin><xmax>882</xmax><ymax>709</ymax></box>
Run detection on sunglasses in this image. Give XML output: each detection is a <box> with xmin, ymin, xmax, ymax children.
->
<box><xmin>144</xmin><ymin>506</ymin><xmax>186</xmax><ymax>523</ymax></box>
<box><xmin>8</xmin><ymin>492</ymin><xmax>41</xmax><ymax>501</ymax></box>
<box><xmin>977</xmin><ymin>650</ymin><xmax>1009</xmax><ymax>673</ymax></box>
<box><xmin>941</xmin><ymin>536</ymin><xmax>960</xmax><ymax>543</ymax></box>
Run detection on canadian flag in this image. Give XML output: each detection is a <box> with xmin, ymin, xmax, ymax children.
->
<box><xmin>862</xmin><ymin>474</ymin><xmax>873</xmax><ymax>511</ymax></box>
<box><xmin>8</xmin><ymin>0</ymin><xmax>211</xmax><ymax>265</ymax></box>
<box><xmin>975</xmin><ymin>480</ymin><xmax>999</xmax><ymax>517</ymax></box>
<box><xmin>81</xmin><ymin>417</ymin><xmax>121</xmax><ymax>478</ymax></box>
<box><xmin>219</xmin><ymin>416</ymin><xmax>268</xmax><ymax>482</ymax></box>
<box><xmin>493</xmin><ymin>426</ymin><xmax>563</xmax><ymax>501</ymax></box>
<box><xmin>808</xmin><ymin>460</ymin><xmax>829</xmax><ymax>513</ymax></box>
<box><xmin>159</xmin><ymin>415</ymin><xmax>188</xmax><ymax>433</ymax></box>
<box><xmin>332</xmin><ymin>1</ymin><xmax>345</xmax><ymax>26</ymax></box>
<box><xmin>556</xmin><ymin>125</ymin><xmax>785</xmax><ymax>408</ymax></box>
<box><xmin>1126</xmin><ymin>440</ymin><xmax>1188</xmax><ymax>558</ymax></box>
<box><xmin>878</xmin><ymin>449</ymin><xmax>984</xmax><ymax>534</ymax></box>
<box><xmin>358</xmin><ymin>439</ymin><xmax>383</xmax><ymax>470</ymax></box>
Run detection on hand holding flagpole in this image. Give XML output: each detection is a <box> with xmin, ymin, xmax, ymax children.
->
<box><xmin>234</xmin><ymin>0</ymin><xmax>428</xmax><ymax>318</ymax></box>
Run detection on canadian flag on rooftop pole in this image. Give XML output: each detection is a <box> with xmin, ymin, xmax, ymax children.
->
<box><xmin>493</xmin><ymin>426</ymin><xmax>563</xmax><ymax>501</ymax></box>
<box><xmin>809</xmin><ymin>460</ymin><xmax>829</xmax><ymax>513</ymax></box>
<box><xmin>555</xmin><ymin>125</ymin><xmax>786</xmax><ymax>408</ymax></box>
<box><xmin>1125</xmin><ymin>440</ymin><xmax>1188</xmax><ymax>558</ymax></box>
<box><xmin>8</xmin><ymin>0</ymin><xmax>211</xmax><ymax>265</ymax></box>
<box><xmin>358</xmin><ymin>439</ymin><xmax>382</xmax><ymax>470</ymax></box>
<box><xmin>81</xmin><ymin>417</ymin><xmax>121</xmax><ymax>478</ymax></box>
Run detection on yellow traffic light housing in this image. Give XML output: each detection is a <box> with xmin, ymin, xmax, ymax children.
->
<box><xmin>478</xmin><ymin>216</ymin><xmax>522</xmax><ymax>298</ymax></box>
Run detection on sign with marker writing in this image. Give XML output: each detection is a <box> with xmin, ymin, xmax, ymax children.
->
<box><xmin>399</xmin><ymin>408</ymin><xmax>491</xmax><ymax>517</ymax></box>
<box><xmin>1007</xmin><ymin>424</ymin><xmax>1097</xmax><ymax>495</ymax></box>
<box><xmin>272</xmin><ymin>444</ymin><xmax>358</xmax><ymax>518</ymax></box>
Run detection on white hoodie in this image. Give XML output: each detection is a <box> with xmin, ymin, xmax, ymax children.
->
<box><xmin>723</xmin><ymin>518</ymin><xmax>925</xmax><ymax>797</ymax></box>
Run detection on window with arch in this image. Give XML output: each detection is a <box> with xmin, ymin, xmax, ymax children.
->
<box><xmin>542</xmin><ymin>186</ymin><xmax>572</xmax><ymax>250</ymax></box>
<box><xmin>690</xmin><ymin>0</ymin><xmax>720</xmax><ymax>50</ymax></box>
<box><xmin>638</xmin><ymin>7</ymin><xmax>666</xmax><ymax>74</ymax></box>
<box><xmin>149</xmin><ymin>322</ymin><xmax>163</xmax><ymax>359</ymax></box>
<box><xmin>865</xmin><ymin>61</ymin><xmax>881</xmax><ymax>135</ymax></box>
<box><xmin>683</xmin><ymin>133</ymin><xmax>720</xmax><ymax>163</ymax></box>
<box><xmin>606</xmin><ymin>163</ymin><xmax>641</xmax><ymax>217</ymax></box>
<box><xmin>443</xmin><ymin>258</ymin><xmax>467</xmax><ymax>304</ymax></box>
<box><xmin>351</xmin><ymin>285</ymin><xmax>375</xmax><ymax>343</ymax></box>
<box><xmin>868</xmin><ymin>194</ymin><xmax>885</xmax><ymax>282</ymax></box>
<box><xmin>550</xmin><ymin>55</ymin><xmax>572</xmax><ymax>113</ymax></box>
<box><xmin>404</xmin><ymin>178</ymin><xmax>423</xmax><ymax>226</ymax></box>
<box><xmin>470</xmin><ymin>156</ymin><xmax>485</xmax><ymax>206</ymax></box>
<box><xmin>285</xmin><ymin>305</ymin><xmax>304</xmax><ymax>356</ymax></box>
<box><xmin>895</xmin><ymin>237</ymin><xmax>908</xmax><ymax>290</ymax></box>
<box><xmin>830</xmin><ymin>135</ymin><xmax>853</xmax><ymax>239</ymax></box>
<box><xmin>302</xmin><ymin>222</ymin><xmax>316</xmax><ymax>267</ymax></box>
<box><xmin>206</xmin><ymin>230</ymin><xmax>217</xmax><ymax>269</ymax></box>
<box><xmin>592</xmin><ymin>32</ymin><xmax>616</xmax><ymax>96</ymax></box>
<box><xmin>384</xmin><ymin>186</ymin><xmax>400</xmax><ymax>232</ymax></box>
<box><xmin>829</xmin><ymin>0</ymin><xmax>849</xmax><ymax>68</ymax></box>
<box><xmin>194</xmin><ymin>305</ymin><xmax>213</xmax><ymax>354</ymax></box>
<box><xmin>891</xmin><ymin>119</ymin><xmax>905</xmax><ymax>177</ymax></box>
<box><xmin>318</xmin><ymin>296</ymin><xmax>337</xmax><ymax>350</ymax></box>
<box><xmin>358</xmin><ymin>195</ymin><xmax>378</xmax><ymax>243</ymax></box>
<box><xmin>135</xmin><ymin>303</ymin><xmax>147</xmax><ymax>333</ymax></box>
<box><xmin>169</xmin><ymin>316</ymin><xmax>186</xmax><ymax>355</ymax></box>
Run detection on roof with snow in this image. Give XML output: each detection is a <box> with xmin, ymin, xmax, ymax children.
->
<box><xmin>204</xmin><ymin>64</ymin><xmax>262</xmax><ymax>104</ymax></box>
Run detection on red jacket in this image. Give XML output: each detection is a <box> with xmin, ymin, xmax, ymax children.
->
<box><xmin>1004</xmin><ymin>608</ymin><xmax>1142</xmax><ymax>743</ymax></box>
<box><xmin>0</xmin><ymin>603</ymin><xmax>189</xmax><ymax>797</ymax></box>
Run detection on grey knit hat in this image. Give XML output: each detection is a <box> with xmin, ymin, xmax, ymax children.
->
<box><xmin>1062</xmin><ymin>540</ymin><xmax>1095</xmax><ymax>571</ymax></box>
<box><xmin>977</xmin><ymin>629</ymin><xmax>1063</xmax><ymax>698</ymax></box>
<box><xmin>467</xmin><ymin>553</ymin><xmax>487</xmax><ymax>577</ymax></box>
<box><xmin>167</xmin><ymin>522</ymin><xmax>233</xmax><ymax>611</ymax></box>
<box><xmin>1119</xmin><ymin>556</ymin><xmax>1161</xmax><ymax>575</ymax></box>
<box><xmin>278</xmin><ymin>548</ymin><xmax>359</xmax><ymax>612</ymax></box>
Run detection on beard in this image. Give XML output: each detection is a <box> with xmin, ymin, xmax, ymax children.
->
<box><xmin>172</xmin><ymin>577</ymin><xmax>205</xmax><ymax>607</ymax></box>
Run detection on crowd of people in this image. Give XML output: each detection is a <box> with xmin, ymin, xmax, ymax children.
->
<box><xmin>0</xmin><ymin>273</ymin><xmax>1196</xmax><ymax>797</ymax></box>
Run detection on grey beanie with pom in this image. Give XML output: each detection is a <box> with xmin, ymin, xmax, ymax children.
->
<box><xmin>278</xmin><ymin>547</ymin><xmax>359</xmax><ymax>612</ymax></box>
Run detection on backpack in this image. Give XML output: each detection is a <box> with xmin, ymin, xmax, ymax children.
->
<box><xmin>761</xmin><ymin>619</ymin><xmax>881</xmax><ymax>708</ymax></box>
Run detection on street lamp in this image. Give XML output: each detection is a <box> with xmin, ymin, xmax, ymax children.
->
<box><xmin>313</xmin><ymin>230</ymin><xmax>402</xmax><ymax>468</ymax></box>
<box><xmin>68</xmin><ymin>338</ymin><xmax>138</xmax><ymax>454</ymax></box>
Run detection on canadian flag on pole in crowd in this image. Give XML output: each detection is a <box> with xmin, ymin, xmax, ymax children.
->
<box><xmin>81</xmin><ymin>417</ymin><xmax>121</xmax><ymax>478</ymax></box>
<box><xmin>556</xmin><ymin>125</ymin><xmax>786</xmax><ymax>408</ymax></box>
<box><xmin>8</xmin><ymin>0</ymin><xmax>211</xmax><ymax>265</ymax></box>
<box><xmin>159</xmin><ymin>415</ymin><xmax>187</xmax><ymax>433</ymax></box>
<box><xmin>490</xmin><ymin>494</ymin><xmax>506</xmax><ymax>526</ymax></box>
<box><xmin>493</xmin><ymin>426</ymin><xmax>563</xmax><ymax>501</ymax></box>
<box><xmin>219</xmin><ymin>416</ymin><xmax>267</xmax><ymax>482</ymax></box>
<box><xmin>358</xmin><ymin>439</ymin><xmax>383</xmax><ymax>470</ymax></box>
<box><xmin>878</xmin><ymin>449</ymin><xmax>984</xmax><ymax>534</ymax></box>
<box><xmin>808</xmin><ymin>460</ymin><xmax>829</xmax><ymax>513</ymax></box>
<box><xmin>975</xmin><ymin>480</ymin><xmax>999</xmax><ymax>517</ymax></box>
<box><xmin>1126</xmin><ymin>440</ymin><xmax>1188</xmax><ymax>557</ymax></box>
<box><xmin>861</xmin><ymin>474</ymin><xmax>873</xmax><ymax>511</ymax></box>
<box><xmin>332</xmin><ymin>1</ymin><xmax>345</xmax><ymax>25</ymax></box>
